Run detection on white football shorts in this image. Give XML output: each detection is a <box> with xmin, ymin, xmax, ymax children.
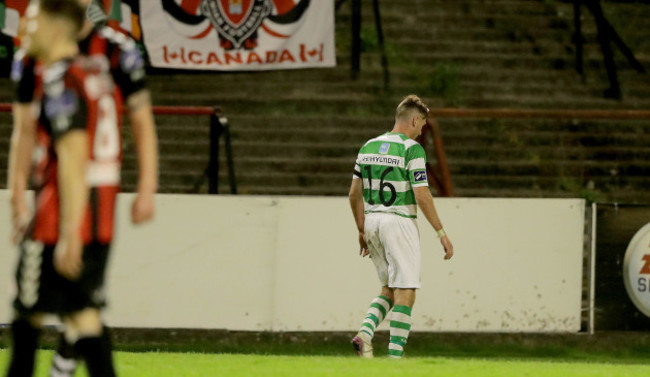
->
<box><xmin>364</xmin><ymin>212</ymin><xmax>421</xmax><ymax>289</ymax></box>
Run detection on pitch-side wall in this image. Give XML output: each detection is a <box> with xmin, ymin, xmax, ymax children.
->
<box><xmin>0</xmin><ymin>192</ymin><xmax>585</xmax><ymax>332</ymax></box>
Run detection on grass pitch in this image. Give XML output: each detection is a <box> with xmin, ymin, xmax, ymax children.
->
<box><xmin>1</xmin><ymin>350</ymin><xmax>649</xmax><ymax>377</ymax></box>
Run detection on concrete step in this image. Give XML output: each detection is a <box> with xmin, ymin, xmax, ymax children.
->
<box><xmin>348</xmin><ymin>0</ymin><xmax>559</xmax><ymax>17</ymax></box>
<box><xmin>344</xmin><ymin>12</ymin><xmax>563</xmax><ymax>29</ymax></box>
<box><xmin>437</xmin><ymin>118</ymin><xmax>650</xmax><ymax>133</ymax></box>
<box><xmin>222</xmin><ymin>129</ymin><xmax>650</xmax><ymax>152</ymax></box>
<box><xmin>150</xmin><ymin>95</ymin><xmax>401</xmax><ymax>116</ymax></box>
<box><xmin>349</xmin><ymin>51</ymin><xmax>650</xmax><ymax>73</ymax></box>
<box><xmin>445</xmin><ymin>146</ymin><xmax>650</xmax><ymax>161</ymax></box>
<box><xmin>447</xmin><ymin>158</ymin><xmax>650</xmax><ymax>177</ymax></box>
<box><xmin>146</xmin><ymin>68</ymin><xmax>351</xmax><ymax>86</ymax></box>
<box><xmin>148</xmin><ymin>73</ymin><xmax>634</xmax><ymax>100</ymax></box>
<box><xmin>187</xmin><ymin>156</ymin><xmax>650</xmax><ymax>184</ymax></box>
<box><xmin>120</xmin><ymin>170</ymin><xmax>232</xmax><ymax>194</ymax></box>
<box><xmin>150</xmin><ymin>91</ymin><xmax>650</xmax><ymax>113</ymax></box>
<box><xmin>145</xmin><ymin>60</ymin><xmax>649</xmax><ymax>94</ymax></box>
<box><xmin>458</xmin><ymin>93</ymin><xmax>650</xmax><ymax>110</ymax></box>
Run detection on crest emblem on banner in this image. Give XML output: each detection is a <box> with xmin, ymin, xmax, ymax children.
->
<box><xmin>152</xmin><ymin>0</ymin><xmax>333</xmax><ymax>70</ymax></box>
<box><xmin>201</xmin><ymin>0</ymin><xmax>272</xmax><ymax>50</ymax></box>
<box><xmin>161</xmin><ymin>0</ymin><xmax>312</xmax><ymax>50</ymax></box>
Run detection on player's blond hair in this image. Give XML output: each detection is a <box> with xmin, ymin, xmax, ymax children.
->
<box><xmin>395</xmin><ymin>95</ymin><xmax>429</xmax><ymax>121</ymax></box>
<box><xmin>41</xmin><ymin>0</ymin><xmax>86</xmax><ymax>36</ymax></box>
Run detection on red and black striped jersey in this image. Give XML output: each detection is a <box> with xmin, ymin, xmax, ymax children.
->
<box><xmin>30</xmin><ymin>56</ymin><xmax>123</xmax><ymax>245</ymax></box>
<box><xmin>12</xmin><ymin>26</ymin><xmax>146</xmax><ymax>104</ymax></box>
<box><xmin>9</xmin><ymin>26</ymin><xmax>143</xmax><ymax>245</ymax></box>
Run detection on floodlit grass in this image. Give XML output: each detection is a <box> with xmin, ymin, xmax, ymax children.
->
<box><xmin>1</xmin><ymin>350</ymin><xmax>649</xmax><ymax>377</ymax></box>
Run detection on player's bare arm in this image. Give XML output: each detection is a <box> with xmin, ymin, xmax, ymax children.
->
<box><xmin>348</xmin><ymin>178</ymin><xmax>368</xmax><ymax>257</ymax></box>
<box><xmin>8</xmin><ymin>103</ymin><xmax>36</xmax><ymax>244</ymax></box>
<box><xmin>413</xmin><ymin>186</ymin><xmax>453</xmax><ymax>260</ymax></box>
<box><xmin>127</xmin><ymin>89</ymin><xmax>159</xmax><ymax>224</ymax></box>
<box><xmin>53</xmin><ymin>130</ymin><xmax>89</xmax><ymax>280</ymax></box>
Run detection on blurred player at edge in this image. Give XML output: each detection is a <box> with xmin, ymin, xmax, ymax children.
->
<box><xmin>8</xmin><ymin>1</ymin><xmax>158</xmax><ymax>375</ymax></box>
<box><xmin>9</xmin><ymin>0</ymin><xmax>158</xmax><ymax>240</ymax></box>
<box><xmin>5</xmin><ymin>1</ymin><xmax>122</xmax><ymax>376</ymax></box>
<box><xmin>348</xmin><ymin>95</ymin><xmax>454</xmax><ymax>359</ymax></box>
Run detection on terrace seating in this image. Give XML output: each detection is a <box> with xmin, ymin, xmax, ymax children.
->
<box><xmin>0</xmin><ymin>0</ymin><xmax>648</xmax><ymax>202</ymax></box>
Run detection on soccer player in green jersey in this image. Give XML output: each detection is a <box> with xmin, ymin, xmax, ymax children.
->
<box><xmin>349</xmin><ymin>95</ymin><xmax>454</xmax><ymax>359</ymax></box>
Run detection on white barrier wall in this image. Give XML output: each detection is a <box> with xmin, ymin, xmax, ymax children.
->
<box><xmin>0</xmin><ymin>192</ymin><xmax>585</xmax><ymax>332</ymax></box>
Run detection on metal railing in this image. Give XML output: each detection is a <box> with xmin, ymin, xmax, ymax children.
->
<box><xmin>337</xmin><ymin>0</ymin><xmax>390</xmax><ymax>89</ymax></box>
<box><xmin>569</xmin><ymin>0</ymin><xmax>647</xmax><ymax>99</ymax></box>
<box><xmin>0</xmin><ymin>104</ymin><xmax>237</xmax><ymax>195</ymax></box>
<box><xmin>417</xmin><ymin>118</ymin><xmax>454</xmax><ymax>197</ymax></box>
<box><xmin>429</xmin><ymin>108</ymin><xmax>650</xmax><ymax>120</ymax></box>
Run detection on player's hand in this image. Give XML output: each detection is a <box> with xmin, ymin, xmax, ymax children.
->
<box><xmin>131</xmin><ymin>192</ymin><xmax>155</xmax><ymax>224</ymax></box>
<box><xmin>358</xmin><ymin>231</ymin><xmax>369</xmax><ymax>257</ymax></box>
<box><xmin>11</xmin><ymin>199</ymin><xmax>30</xmax><ymax>245</ymax></box>
<box><xmin>441</xmin><ymin>236</ymin><xmax>453</xmax><ymax>260</ymax></box>
<box><xmin>54</xmin><ymin>235</ymin><xmax>83</xmax><ymax>280</ymax></box>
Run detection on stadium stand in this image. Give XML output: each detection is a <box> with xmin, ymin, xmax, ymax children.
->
<box><xmin>0</xmin><ymin>0</ymin><xmax>649</xmax><ymax>201</ymax></box>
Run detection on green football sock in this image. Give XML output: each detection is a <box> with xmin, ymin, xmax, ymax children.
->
<box><xmin>359</xmin><ymin>295</ymin><xmax>393</xmax><ymax>339</ymax></box>
<box><xmin>388</xmin><ymin>305</ymin><xmax>412</xmax><ymax>358</ymax></box>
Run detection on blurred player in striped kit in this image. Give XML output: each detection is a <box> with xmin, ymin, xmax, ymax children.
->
<box><xmin>11</xmin><ymin>0</ymin><xmax>157</xmax><ymax>244</ymax></box>
<box><xmin>7</xmin><ymin>1</ymin><xmax>157</xmax><ymax>376</ymax></box>
<box><xmin>349</xmin><ymin>95</ymin><xmax>454</xmax><ymax>358</ymax></box>
<box><xmin>4</xmin><ymin>1</ymin><xmax>125</xmax><ymax>376</ymax></box>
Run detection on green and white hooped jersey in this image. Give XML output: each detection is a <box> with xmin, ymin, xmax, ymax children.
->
<box><xmin>353</xmin><ymin>132</ymin><xmax>428</xmax><ymax>218</ymax></box>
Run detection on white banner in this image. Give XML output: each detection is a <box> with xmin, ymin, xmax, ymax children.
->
<box><xmin>140</xmin><ymin>0</ymin><xmax>335</xmax><ymax>71</ymax></box>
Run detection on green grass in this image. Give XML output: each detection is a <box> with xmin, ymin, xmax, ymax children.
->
<box><xmin>1</xmin><ymin>350</ymin><xmax>650</xmax><ymax>377</ymax></box>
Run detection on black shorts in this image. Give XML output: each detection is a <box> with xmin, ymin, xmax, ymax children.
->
<box><xmin>13</xmin><ymin>240</ymin><xmax>112</xmax><ymax>315</ymax></box>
